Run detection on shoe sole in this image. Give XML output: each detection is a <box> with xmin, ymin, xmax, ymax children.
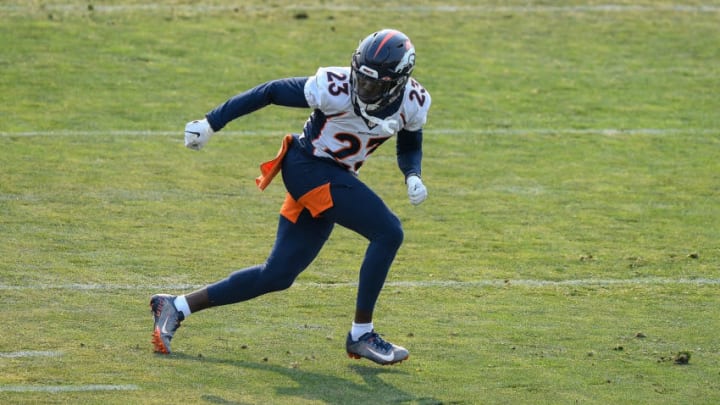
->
<box><xmin>347</xmin><ymin>351</ymin><xmax>408</xmax><ymax>365</ymax></box>
<box><xmin>151</xmin><ymin>327</ymin><xmax>170</xmax><ymax>354</ymax></box>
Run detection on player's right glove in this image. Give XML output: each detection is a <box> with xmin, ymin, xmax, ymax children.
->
<box><xmin>184</xmin><ymin>118</ymin><xmax>214</xmax><ymax>150</ymax></box>
<box><xmin>406</xmin><ymin>175</ymin><xmax>428</xmax><ymax>206</ymax></box>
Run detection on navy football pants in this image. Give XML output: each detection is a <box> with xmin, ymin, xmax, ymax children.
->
<box><xmin>206</xmin><ymin>137</ymin><xmax>404</xmax><ymax>316</ymax></box>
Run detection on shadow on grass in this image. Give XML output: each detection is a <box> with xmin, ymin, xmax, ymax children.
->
<box><xmin>171</xmin><ymin>352</ymin><xmax>442</xmax><ymax>404</ymax></box>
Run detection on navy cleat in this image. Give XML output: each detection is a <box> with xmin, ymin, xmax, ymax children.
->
<box><xmin>150</xmin><ymin>294</ymin><xmax>184</xmax><ymax>354</ymax></box>
<box><xmin>346</xmin><ymin>331</ymin><xmax>409</xmax><ymax>365</ymax></box>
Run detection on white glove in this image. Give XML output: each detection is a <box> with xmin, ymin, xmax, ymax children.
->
<box><xmin>184</xmin><ymin>118</ymin><xmax>214</xmax><ymax>150</ymax></box>
<box><xmin>406</xmin><ymin>175</ymin><xmax>427</xmax><ymax>206</ymax></box>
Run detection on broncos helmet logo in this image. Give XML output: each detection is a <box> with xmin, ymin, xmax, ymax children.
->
<box><xmin>394</xmin><ymin>45</ymin><xmax>416</xmax><ymax>75</ymax></box>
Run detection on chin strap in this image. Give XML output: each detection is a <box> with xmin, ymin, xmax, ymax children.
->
<box><xmin>359</xmin><ymin>107</ymin><xmax>400</xmax><ymax>136</ymax></box>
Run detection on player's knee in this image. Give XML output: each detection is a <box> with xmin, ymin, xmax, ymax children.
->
<box><xmin>381</xmin><ymin>216</ymin><xmax>404</xmax><ymax>249</ymax></box>
<box><xmin>264</xmin><ymin>277</ymin><xmax>295</xmax><ymax>293</ymax></box>
<box><xmin>257</xmin><ymin>260</ymin><xmax>303</xmax><ymax>293</ymax></box>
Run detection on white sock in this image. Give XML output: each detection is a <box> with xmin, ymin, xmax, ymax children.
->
<box><xmin>174</xmin><ymin>295</ymin><xmax>191</xmax><ymax>318</ymax></box>
<box><xmin>351</xmin><ymin>322</ymin><xmax>374</xmax><ymax>341</ymax></box>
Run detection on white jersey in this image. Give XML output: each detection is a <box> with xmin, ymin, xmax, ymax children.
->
<box><xmin>302</xmin><ymin>66</ymin><xmax>431</xmax><ymax>173</ymax></box>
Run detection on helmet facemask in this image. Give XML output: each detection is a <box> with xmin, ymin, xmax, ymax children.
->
<box><xmin>351</xmin><ymin>66</ymin><xmax>408</xmax><ymax>113</ymax></box>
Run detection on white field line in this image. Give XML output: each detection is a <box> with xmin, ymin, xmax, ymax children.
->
<box><xmin>0</xmin><ymin>384</ymin><xmax>139</xmax><ymax>393</ymax></box>
<box><xmin>1</xmin><ymin>4</ymin><xmax>719</xmax><ymax>14</ymax></box>
<box><xmin>0</xmin><ymin>128</ymin><xmax>716</xmax><ymax>138</ymax></box>
<box><xmin>0</xmin><ymin>351</ymin><xmax>62</xmax><ymax>358</ymax></box>
<box><xmin>2</xmin><ymin>278</ymin><xmax>720</xmax><ymax>291</ymax></box>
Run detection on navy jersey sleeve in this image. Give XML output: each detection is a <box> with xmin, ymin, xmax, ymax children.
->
<box><xmin>396</xmin><ymin>128</ymin><xmax>423</xmax><ymax>179</ymax></box>
<box><xmin>205</xmin><ymin>77</ymin><xmax>310</xmax><ymax>132</ymax></box>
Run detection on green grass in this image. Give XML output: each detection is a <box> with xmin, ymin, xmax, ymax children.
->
<box><xmin>1</xmin><ymin>0</ymin><xmax>719</xmax><ymax>403</ymax></box>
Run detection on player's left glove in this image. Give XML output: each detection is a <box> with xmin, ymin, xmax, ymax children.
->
<box><xmin>406</xmin><ymin>175</ymin><xmax>427</xmax><ymax>206</ymax></box>
<box><xmin>184</xmin><ymin>118</ymin><xmax>214</xmax><ymax>150</ymax></box>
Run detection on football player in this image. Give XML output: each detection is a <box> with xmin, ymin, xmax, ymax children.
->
<box><xmin>150</xmin><ymin>29</ymin><xmax>431</xmax><ymax>365</ymax></box>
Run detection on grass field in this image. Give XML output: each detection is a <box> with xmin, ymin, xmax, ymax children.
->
<box><xmin>1</xmin><ymin>0</ymin><xmax>719</xmax><ymax>403</ymax></box>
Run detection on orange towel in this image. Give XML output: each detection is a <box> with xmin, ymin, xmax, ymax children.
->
<box><xmin>279</xmin><ymin>183</ymin><xmax>334</xmax><ymax>223</ymax></box>
<box><xmin>255</xmin><ymin>134</ymin><xmax>294</xmax><ymax>191</ymax></box>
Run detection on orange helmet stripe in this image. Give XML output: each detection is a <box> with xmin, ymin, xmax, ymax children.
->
<box><xmin>373</xmin><ymin>30</ymin><xmax>400</xmax><ymax>58</ymax></box>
